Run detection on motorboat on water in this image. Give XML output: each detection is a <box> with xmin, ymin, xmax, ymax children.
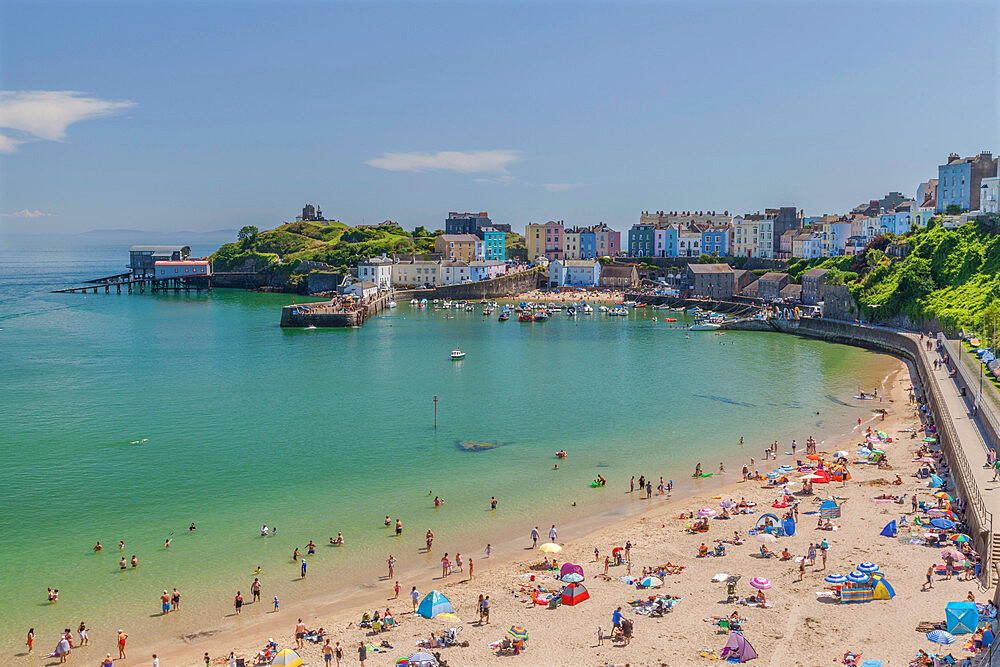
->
<box><xmin>582</xmin><ymin>304</ymin><xmax>594</xmax><ymax>313</ymax></box>
<box><xmin>690</xmin><ymin>322</ymin><xmax>721</xmax><ymax>331</ymax></box>
<box><xmin>388</xmin><ymin>300</ymin><xmax>397</xmax><ymax>308</ymax></box>
<box><xmin>609</xmin><ymin>306</ymin><xmax>628</xmax><ymax>316</ymax></box>
<box><xmin>498</xmin><ymin>312</ymin><xmax>510</xmax><ymax>321</ymax></box>
<box><xmin>599</xmin><ymin>305</ymin><xmax>608</xmax><ymax>312</ymax></box>
<box><xmin>533</xmin><ymin>310</ymin><xmax>550</xmax><ymax>321</ymax></box>
<box><xmin>518</xmin><ymin>312</ymin><xmax>533</xmax><ymax>322</ymax></box>
<box><xmin>451</xmin><ymin>347</ymin><xmax>466</xmax><ymax>360</ymax></box>
<box><xmin>410</xmin><ymin>299</ymin><xmax>419</xmax><ymax>305</ymax></box>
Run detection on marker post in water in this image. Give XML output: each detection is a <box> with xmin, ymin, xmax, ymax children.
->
<box><xmin>433</xmin><ymin>395</ymin><xmax>438</xmax><ymax>428</ymax></box>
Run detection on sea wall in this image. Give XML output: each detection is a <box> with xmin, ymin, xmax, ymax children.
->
<box><xmin>725</xmin><ymin>316</ymin><xmax>995</xmax><ymax>580</ymax></box>
<box><xmin>431</xmin><ymin>268</ymin><xmax>543</xmax><ymax>300</ymax></box>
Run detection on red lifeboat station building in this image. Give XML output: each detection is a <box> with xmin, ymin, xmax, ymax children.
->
<box><xmin>154</xmin><ymin>260</ymin><xmax>212</xmax><ymax>279</ymax></box>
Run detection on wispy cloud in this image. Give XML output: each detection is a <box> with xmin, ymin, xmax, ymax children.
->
<box><xmin>366</xmin><ymin>150</ymin><xmax>520</xmax><ymax>174</ymax></box>
<box><xmin>473</xmin><ymin>175</ymin><xmax>515</xmax><ymax>185</ymax></box>
<box><xmin>540</xmin><ymin>182</ymin><xmax>584</xmax><ymax>192</ymax></box>
<box><xmin>2</xmin><ymin>208</ymin><xmax>56</xmax><ymax>218</ymax></box>
<box><xmin>0</xmin><ymin>90</ymin><xmax>137</xmax><ymax>153</ymax></box>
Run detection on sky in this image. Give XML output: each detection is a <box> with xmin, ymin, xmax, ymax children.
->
<box><xmin>1</xmin><ymin>1</ymin><xmax>998</xmax><ymax>235</ymax></box>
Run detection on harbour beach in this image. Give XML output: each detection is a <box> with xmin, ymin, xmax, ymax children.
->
<box><xmin>112</xmin><ymin>355</ymin><xmax>980</xmax><ymax>666</ymax></box>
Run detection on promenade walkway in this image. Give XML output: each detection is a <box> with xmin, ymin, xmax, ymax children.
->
<box><xmin>910</xmin><ymin>332</ymin><xmax>1000</xmax><ymax>586</ymax></box>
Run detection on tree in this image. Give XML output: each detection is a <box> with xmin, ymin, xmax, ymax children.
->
<box><xmin>238</xmin><ymin>225</ymin><xmax>259</xmax><ymax>249</ymax></box>
<box><xmin>946</xmin><ymin>204</ymin><xmax>963</xmax><ymax>215</ymax></box>
<box><xmin>413</xmin><ymin>226</ymin><xmax>428</xmax><ymax>237</ymax></box>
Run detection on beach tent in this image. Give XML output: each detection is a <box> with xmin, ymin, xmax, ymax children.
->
<box><xmin>820</xmin><ymin>500</ymin><xmax>841</xmax><ymax>519</ymax></box>
<box><xmin>417</xmin><ymin>591</ymin><xmax>454</xmax><ymax>619</ymax></box>
<box><xmin>781</xmin><ymin>516</ymin><xmax>796</xmax><ymax>537</ymax></box>
<box><xmin>840</xmin><ymin>581</ymin><xmax>874</xmax><ymax>604</ymax></box>
<box><xmin>270</xmin><ymin>649</ymin><xmax>304</xmax><ymax>667</ymax></box>
<box><xmin>870</xmin><ymin>574</ymin><xmax>895</xmax><ymax>600</ymax></box>
<box><xmin>719</xmin><ymin>631</ymin><xmax>758</xmax><ymax>662</ymax></box>
<box><xmin>561</xmin><ymin>582</ymin><xmax>589</xmax><ymax>606</ymax></box>
<box><xmin>811</xmin><ymin>469</ymin><xmax>832</xmax><ymax>483</ymax></box>
<box><xmin>559</xmin><ymin>562</ymin><xmax>584</xmax><ymax>581</ymax></box>
<box><xmin>929</xmin><ymin>474</ymin><xmax>944</xmax><ymax>488</ymax></box>
<box><xmin>406</xmin><ymin>652</ymin><xmax>440</xmax><ymax>667</ymax></box>
<box><xmin>945</xmin><ymin>601</ymin><xmax>979</xmax><ymax>634</ymax></box>
<box><xmin>879</xmin><ymin>520</ymin><xmax>897</xmax><ymax>537</ymax></box>
<box><xmin>754</xmin><ymin>513</ymin><xmax>782</xmax><ymax>533</ymax></box>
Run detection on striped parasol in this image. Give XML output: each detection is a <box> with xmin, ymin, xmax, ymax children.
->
<box><xmin>749</xmin><ymin>577</ymin><xmax>771</xmax><ymax>590</ymax></box>
<box><xmin>856</xmin><ymin>562</ymin><xmax>879</xmax><ymax>573</ymax></box>
<box><xmin>846</xmin><ymin>571</ymin><xmax>869</xmax><ymax>583</ymax></box>
<box><xmin>824</xmin><ymin>574</ymin><xmax>848</xmax><ymax>583</ymax></box>
<box><xmin>507</xmin><ymin>625</ymin><xmax>529</xmax><ymax>640</ymax></box>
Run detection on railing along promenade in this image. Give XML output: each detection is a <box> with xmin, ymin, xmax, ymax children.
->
<box><xmin>943</xmin><ymin>336</ymin><xmax>1000</xmax><ymax>455</ymax></box>
<box><xmin>723</xmin><ymin>316</ymin><xmax>996</xmax><ymax>587</ymax></box>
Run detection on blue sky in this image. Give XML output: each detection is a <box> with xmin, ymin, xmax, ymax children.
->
<box><xmin>1</xmin><ymin>1</ymin><xmax>997</xmax><ymax>235</ymax></box>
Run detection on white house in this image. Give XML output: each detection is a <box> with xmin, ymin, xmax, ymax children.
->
<box><xmin>343</xmin><ymin>280</ymin><xmax>378</xmax><ymax>299</ymax></box>
<box><xmin>822</xmin><ymin>222</ymin><xmax>852</xmax><ymax>256</ymax></box>
<box><xmin>548</xmin><ymin>258</ymin><xmax>601</xmax><ymax>287</ymax></box>
<box><xmin>469</xmin><ymin>260</ymin><xmax>505</xmax><ymax>282</ymax></box>
<box><xmin>982</xmin><ymin>177</ymin><xmax>999</xmax><ymax>214</ymax></box>
<box><xmin>439</xmin><ymin>261</ymin><xmax>471</xmax><ymax>285</ymax></box>
<box><xmin>357</xmin><ymin>256</ymin><xmax>393</xmax><ymax>289</ymax></box>
<box><xmin>678</xmin><ymin>231</ymin><xmax>702</xmax><ymax>257</ymax></box>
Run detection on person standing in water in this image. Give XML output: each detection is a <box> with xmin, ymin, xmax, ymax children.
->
<box><xmin>395</xmin><ymin>519</ymin><xmax>402</xmax><ymax>536</ymax></box>
<box><xmin>251</xmin><ymin>577</ymin><xmax>261</xmax><ymax>603</ymax></box>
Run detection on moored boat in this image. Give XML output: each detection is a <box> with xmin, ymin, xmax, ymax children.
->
<box><xmin>451</xmin><ymin>347</ymin><xmax>466</xmax><ymax>360</ymax></box>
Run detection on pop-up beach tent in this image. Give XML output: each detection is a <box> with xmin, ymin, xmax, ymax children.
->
<box><xmin>270</xmin><ymin>649</ymin><xmax>304</xmax><ymax>667</ymax></box>
<box><xmin>417</xmin><ymin>591</ymin><xmax>454</xmax><ymax>618</ymax></box>
<box><xmin>945</xmin><ymin>601</ymin><xmax>979</xmax><ymax>634</ymax></box>
<box><xmin>820</xmin><ymin>500</ymin><xmax>841</xmax><ymax>519</ymax></box>
<box><xmin>560</xmin><ymin>582</ymin><xmax>589</xmax><ymax>606</ymax></box>
<box><xmin>719</xmin><ymin>631</ymin><xmax>758</xmax><ymax>662</ymax></box>
<box><xmin>754</xmin><ymin>513</ymin><xmax>782</xmax><ymax>533</ymax></box>
<box><xmin>781</xmin><ymin>516</ymin><xmax>796</xmax><ymax>537</ymax></box>
<box><xmin>879</xmin><ymin>520</ymin><xmax>897</xmax><ymax>537</ymax></box>
<box><xmin>870</xmin><ymin>574</ymin><xmax>895</xmax><ymax>600</ymax></box>
<box><xmin>559</xmin><ymin>562</ymin><xmax>584</xmax><ymax>581</ymax></box>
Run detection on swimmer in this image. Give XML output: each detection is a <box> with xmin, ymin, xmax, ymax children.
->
<box><xmin>385</xmin><ymin>515</ymin><xmax>391</xmax><ymax>526</ymax></box>
<box><xmin>554</xmin><ymin>464</ymin><xmax>559</xmax><ymax>469</ymax></box>
<box><xmin>164</xmin><ymin>538</ymin><xmax>171</xmax><ymax>549</ymax></box>
<box><xmin>189</xmin><ymin>523</ymin><xmax>196</xmax><ymax>532</ymax></box>
<box><xmin>94</xmin><ymin>541</ymin><xmax>102</xmax><ymax>552</ymax></box>
<box><xmin>131</xmin><ymin>554</ymin><xmax>138</xmax><ymax>568</ymax></box>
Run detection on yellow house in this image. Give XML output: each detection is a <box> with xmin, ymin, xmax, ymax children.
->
<box><xmin>525</xmin><ymin>223</ymin><xmax>545</xmax><ymax>261</ymax></box>
<box><xmin>391</xmin><ymin>260</ymin><xmax>440</xmax><ymax>287</ymax></box>
<box><xmin>434</xmin><ymin>234</ymin><xmax>478</xmax><ymax>262</ymax></box>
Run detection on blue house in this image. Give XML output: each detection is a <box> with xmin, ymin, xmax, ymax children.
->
<box><xmin>628</xmin><ymin>223</ymin><xmax>655</xmax><ymax>257</ymax></box>
<box><xmin>937</xmin><ymin>152</ymin><xmax>999</xmax><ymax>213</ymax></box>
<box><xmin>701</xmin><ymin>226</ymin><xmax>730</xmax><ymax>256</ymax></box>
<box><xmin>579</xmin><ymin>230</ymin><xmax>597</xmax><ymax>259</ymax></box>
<box><xmin>475</xmin><ymin>227</ymin><xmax>506</xmax><ymax>261</ymax></box>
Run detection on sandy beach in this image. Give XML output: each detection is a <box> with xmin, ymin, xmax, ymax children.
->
<box><xmin>509</xmin><ymin>289</ymin><xmax>628</xmax><ymax>305</ymax></box>
<box><xmin>34</xmin><ymin>354</ymin><xmax>985</xmax><ymax>667</ymax></box>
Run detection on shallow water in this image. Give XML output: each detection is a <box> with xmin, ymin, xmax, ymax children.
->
<box><xmin>0</xmin><ymin>238</ymin><xmax>898</xmax><ymax>650</ymax></box>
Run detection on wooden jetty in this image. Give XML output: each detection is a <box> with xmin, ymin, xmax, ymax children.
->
<box><xmin>53</xmin><ymin>275</ymin><xmax>212</xmax><ymax>294</ymax></box>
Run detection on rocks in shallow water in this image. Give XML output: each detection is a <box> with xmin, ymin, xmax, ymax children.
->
<box><xmin>457</xmin><ymin>440</ymin><xmax>501</xmax><ymax>452</ymax></box>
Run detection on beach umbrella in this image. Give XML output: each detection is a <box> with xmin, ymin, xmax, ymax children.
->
<box><xmin>857</xmin><ymin>562</ymin><xmax>879</xmax><ymax>573</ymax></box>
<box><xmin>934</xmin><ymin>492</ymin><xmax>954</xmax><ymax>501</ymax></box>
<box><xmin>806</xmin><ymin>454</ymin><xmax>823</xmax><ymax>461</ymax></box>
<box><xmin>436</xmin><ymin>612</ymin><xmax>461</xmax><ymax>623</ymax></box>
<box><xmin>561</xmin><ymin>572</ymin><xmax>584</xmax><ymax>583</ymax></box>
<box><xmin>755</xmin><ymin>533</ymin><xmax>777</xmax><ymax>544</ymax></box>
<box><xmin>925</xmin><ymin>509</ymin><xmax>952</xmax><ymax>518</ymax></box>
<box><xmin>931</xmin><ymin>518</ymin><xmax>957</xmax><ymax>530</ymax></box>
<box><xmin>406</xmin><ymin>652</ymin><xmax>439</xmax><ymax>667</ymax></box>
<box><xmin>507</xmin><ymin>625</ymin><xmax>529</xmax><ymax>640</ymax></box>
<box><xmin>777</xmin><ymin>465</ymin><xmax>793</xmax><ymax>471</ymax></box>
<box><xmin>749</xmin><ymin>577</ymin><xmax>771</xmax><ymax>590</ymax></box>
<box><xmin>834</xmin><ymin>450</ymin><xmax>849</xmax><ymax>459</ymax></box>
<box><xmin>698</xmin><ymin>508</ymin><xmax>717</xmax><ymax>518</ymax></box>
<box><xmin>941</xmin><ymin>548</ymin><xmax>966</xmax><ymax>561</ymax></box>
<box><xmin>396</xmin><ymin>660</ymin><xmax>411</xmax><ymax>667</ymax></box>
<box><xmin>720</xmin><ymin>500</ymin><xmax>737</xmax><ymax>508</ymax></box>
<box><xmin>538</xmin><ymin>542</ymin><xmax>562</xmax><ymax>554</ymax></box>
<box><xmin>846</xmin><ymin>571</ymin><xmax>870</xmax><ymax>583</ymax></box>
<box><xmin>915</xmin><ymin>457</ymin><xmax>935</xmax><ymax>463</ymax></box>
<box><xmin>927</xmin><ymin>630</ymin><xmax>956</xmax><ymax>645</ymax></box>
<box><xmin>950</xmin><ymin>534</ymin><xmax>971</xmax><ymax>543</ymax></box>
<box><xmin>639</xmin><ymin>576</ymin><xmax>663</xmax><ymax>588</ymax></box>
<box><xmin>270</xmin><ymin>649</ymin><xmax>304</xmax><ymax>667</ymax></box>
<box><xmin>801</xmin><ymin>474</ymin><xmax>823</xmax><ymax>481</ymax></box>
<box><xmin>766</xmin><ymin>471</ymin><xmax>779</xmax><ymax>479</ymax></box>
<box><xmin>923</xmin><ymin>437</ymin><xmax>938</xmax><ymax>443</ymax></box>
<box><xmin>825</xmin><ymin>574</ymin><xmax>848</xmax><ymax>583</ymax></box>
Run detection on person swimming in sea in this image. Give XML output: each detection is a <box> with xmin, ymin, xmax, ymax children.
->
<box><xmin>94</xmin><ymin>541</ymin><xmax>102</xmax><ymax>552</ymax></box>
<box><xmin>694</xmin><ymin>462</ymin><xmax>702</xmax><ymax>476</ymax></box>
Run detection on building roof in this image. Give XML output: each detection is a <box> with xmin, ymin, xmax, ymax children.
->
<box><xmin>687</xmin><ymin>263</ymin><xmax>733</xmax><ymax>274</ymax></box>
<box><xmin>440</xmin><ymin>260</ymin><xmax>469</xmax><ymax>267</ymax></box>
<box><xmin>802</xmin><ymin>268</ymin><xmax>830</xmax><ymax>280</ymax></box>
<box><xmin>354</xmin><ymin>281</ymin><xmax>377</xmax><ymax>289</ymax></box>
<box><xmin>556</xmin><ymin>259</ymin><xmax>599</xmax><ymax>268</ymax></box>
<box><xmin>437</xmin><ymin>234</ymin><xmax>478</xmax><ymax>243</ymax></box>
<box><xmin>780</xmin><ymin>284</ymin><xmax>802</xmax><ymax>298</ymax></box>
<box><xmin>361</xmin><ymin>256</ymin><xmax>393</xmax><ymax>265</ymax></box>
<box><xmin>601</xmin><ymin>265</ymin><xmax>637</xmax><ymax>277</ymax></box>
<box><xmin>759</xmin><ymin>272</ymin><xmax>790</xmax><ymax>282</ymax></box>
<box><xmin>130</xmin><ymin>245</ymin><xmax>189</xmax><ymax>253</ymax></box>
<box><xmin>154</xmin><ymin>260</ymin><xmax>208</xmax><ymax>265</ymax></box>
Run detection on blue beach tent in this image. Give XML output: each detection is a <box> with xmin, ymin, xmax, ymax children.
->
<box><xmin>879</xmin><ymin>520</ymin><xmax>897</xmax><ymax>537</ymax></box>
<box><xmin>417</xmin><ymin>590</ymin><xmax>454</xmax><ymax>619</ymax></box>
<box><xmin>781</xmin><ymin>516</ymin><xmax>795</xmax><ymax>537</ymax></box>
<box><xmin>945</xmin><ymin>601</ymin><xmax>979</xmax><ymax>634</ymax></box>
<box><xmin>929</xmin><ymin>474</ymin><xmax>945</xmax><ymax>488</ymax></box>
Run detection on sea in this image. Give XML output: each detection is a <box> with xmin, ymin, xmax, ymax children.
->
<box><xmin>0</xmin><ymin>234</ymin><xmax>901</xmax><ymax>655</ymax></box>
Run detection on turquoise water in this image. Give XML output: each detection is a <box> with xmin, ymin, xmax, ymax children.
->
<box><xmin>0</xmin><ymin>238</ymin><xmax>899</xmax><ymax>652</ymax></box>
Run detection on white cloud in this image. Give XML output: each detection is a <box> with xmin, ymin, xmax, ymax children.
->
<box><xmin>2</xmin><ymin>208</ymin><xmax>56</xmax><ymax>218</ymax></box>
<box><xmin>0</xmin><ymin>90</ymin><xmax>137</xmax><ymax>152</ymax></box>
<box><xmin>541</xmin><ymin>182</ymin><xmax>584</xmax><ymax>192</ymax></box>
<box><xmin>366</xmin><ymin>150</ymin><xmax>520</xmax><ymax>174</ymax></box>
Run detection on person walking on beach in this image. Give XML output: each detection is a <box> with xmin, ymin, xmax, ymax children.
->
<box><xmin>300</xmin><ymin>558</ymin><xmax>307</xmax><ymax>578</ymax></box>
<box><xmin>251</xmin><ymin>577</ymin><xmax>261</xmax><ymax>603</ymax></box>
<box><xmin>630</xmin><ymin>476</ymin><xmax>635</xmax><ymax>493</ymax></box>
<box><xmin>923</xmin><ymin>565</ymin><xmax>935</xmax><ymax>590</ymax></box>
<box><xmin>393</xmin><ymin>581</ymin><xmax>400</xmax><ymax>598</ymax></box>
<box><xmin>478</xmin><ymin>594</ymin><xmax>485</xmax><ymax>622</ymax></box>
<box><xmin>387</xmin><ymin>554</ymin><xmax>395</xmax><ymax>578</ymax></box>
<box><xmin>78</xmin><ymin>621</ymin><xmax>88</xmax><ymax>645</ymax></box>
<box><xmin>807</xmin><ymin>543</ymin><xmax>817</xmax><ymax>566</ymax></box>
<box><xmin>468</xmin><ymin>558</ymin><xmax>474</xmax><ymax>579</ymax></box>
<box><xmin>334</xmin><ymin>641</ymin><xmax>344</xmax><ymax>666</ymax></box>
<box><xmin>358</xmin><ymin>642</ymin><xmax>367</xmax><ymax>666</ymax></box>
<box><xmin>323</xmin><ymin>639</ymin><xmax>333</xmax><ymax>665</ymax></box>
<box><xmin>550</xmin><ymin>525</ymin><xmax>558</xmax><ymax>542</ymax></box>
<box><xmin>797</xmin><ymin>557</ymin><xmax>806</xmax><ymax>582</ymax></box>
<box><xmin>411</xmin><ymin>587</ymin><xmax>419</xmax><ymax>613</ymax></box>
<box><xmin>295</xmin><ymin>618</ymin><xmax>307</xmax><ymax>648</ymax></box>
<box><xmin>25</xmin><ymin>628</ymin><xmax>33</xmax><ymax>653</ymax></box>
<box><xmin>485</xmin><ymin>543</ymin><xmax>492</xmax><ymax>558</ymax></box>
<box><xmin>455</xmin><ymin>553</ymin><xmax>463</xmax><ymax>573</ymax></box>
<box><xmin>482</xmin><ymin>595</ymin><xmax>490</xmax><ymax>623</ymax></box>
<box><xmin>531</xmin><ymin>526</ymin><xmax>539</xmax><ymax>547</ymax></box>
<box><xmin>117</xmin><ymin>629</ymin><xmax>128</xmax><ymax>659</ymax></box>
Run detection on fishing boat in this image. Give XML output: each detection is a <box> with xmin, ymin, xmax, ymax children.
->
<box><xmin>518</xmin><ymin>312</ymin><xmax>533</xmax><ymax>322</ymax></box>
<box><xmin>451</xmin><ymin>348</ymin><xmax>466</xmax><ymax>360</ymax></box>
<box><xmin>465</xmin><ymin>304</ymin><xmax>475</xmax><ymax>312</ymax></box>
<box><xmin>498</xmin><ymin>312</ymin><xmax>510</xmax><ymax>321</ymax></box>
<box><xmin>533</xmin><ymin>310</ymin><xmax>550</xmax><ymax>321</ymax></box>
<box><xmin>609</xmin><ymin>306</ymin><xmax>628</xmax><ymax>316</ymax></box>
<box><xmin>690</xmin><ymin>322</ymin><xmax>720</xmax><ymax>331</ymax></box>
<box><xmin>582</xmin><ymin>304</ymin><xmax>594</xmax><ymax>313</ymax></box>
<box><xmin>388</xmin><ymin>300</ymin><xmax>397</xmax><ymax>308</ymax></box>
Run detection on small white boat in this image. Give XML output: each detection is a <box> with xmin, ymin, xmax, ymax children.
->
<box><xmin>451</xmin><ymin>348</ymin><xmax>466</xmax><ymax>360</ymax></box>
<box><xmin>609</xmin><ymin>307</ymin><xmax>628</xmax><ymax>316</ymax></box>
<box><xmin>583</xmin><ymin>304</ymin><xmax>594</xmax><ymax>313</ymax></box>
<box><xmin>410</xmin><ymin>299</ymin><xmax>419</xmax><ymax>305</ymax></box>
<box><xmin>388</xmin><ymin>300</ymin><xmax>397</xmax><ymax>308</ymax></box>
<box><xmin>599</xmin><ymin>305</ymin><xmax>608</xmax><ymax>312</ymax></box>
<box><xmin>690</xmin><ymin>322</ymin><xmax>720</xmax><ymax>331</ymax></box>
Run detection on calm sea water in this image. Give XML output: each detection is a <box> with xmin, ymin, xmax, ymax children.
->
<box><xmin>0</xmin><ymin>237</ymin><xmax>898</xmax><ymax>652</ymax></box>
